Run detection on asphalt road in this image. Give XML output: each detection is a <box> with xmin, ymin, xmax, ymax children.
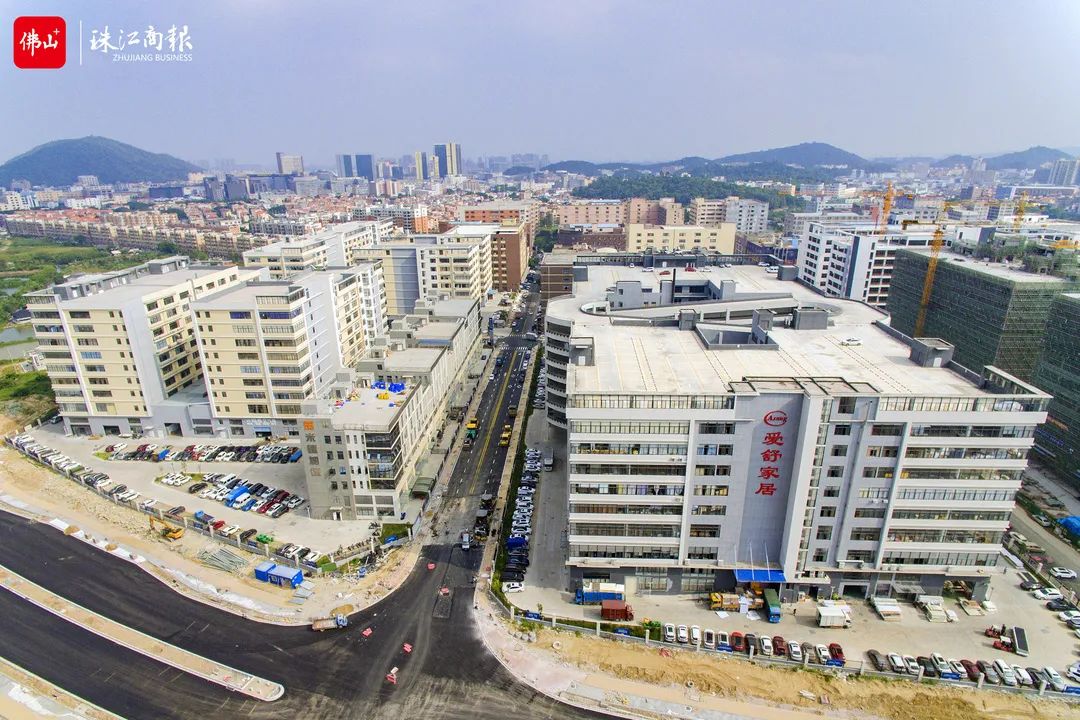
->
<box><xmin>0</xmin><ymin>290</ymin><xmax>608</xmax><ymax>719</ymax></box>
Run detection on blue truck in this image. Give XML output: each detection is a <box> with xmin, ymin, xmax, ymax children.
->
<box><xmin>575</xmin><ymin>581</ymin><xmax>625</xmax><ymax>605</ymax></box>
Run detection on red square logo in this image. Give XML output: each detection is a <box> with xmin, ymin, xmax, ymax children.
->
<box><xmin>13</xmin><ymin>16</ymin><xmax>66</xmax><ymax>69</ymax></box>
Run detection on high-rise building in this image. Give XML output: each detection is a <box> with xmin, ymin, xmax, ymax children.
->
<box><xmin>336</xmin><ymin>154</ymin><xmax>355</xmax><ymax>179</ymax></box>
<box><xmin>1032</xmin><ymin>293</ymin><xmax>1080</xmax><ymax>487</ymax></box>
<box><xmin>414</xmin><ymin>151</ymin><xmax>430</xmax><ymax>181</ymax></box>
<box><xmin>25</xmin><ymin>257</ymin><xmax>259</xmax><ymax>438</ymax></box>
<box><xmin>541</xmin><ymin>261</ymin><xmax>1049</xmax><ymax>597</ymax></box>
<box><xmin>360</xmin><ymin>204</ymin><xmax>433</xmax><ymax>233</ymax></box>
<box><xmin>275</xmin><ymin>152</ymin><xmax>305</xmax><ymax>175</ymax></box>
<box><xmin>242</xmin><ymin>221</ymin><xmax>394</xmax><ymax>278</ymax></box>
<box><xmin>1049</xmin><ymin>158</ymin><xmax>1080</xmax><ymax>186</ymax></box>
<box><xmin>688</xmin><ymin>197</ymin><xmax>769</xmax><ymax>233</ymax></box>
<box><xmin>433</xmin><ymin>142</ymin><xmax>461</xmax><ymax>177</ymax></box>
<box><xmin>335</xmin><ymin>154</ymin><xmax>375</xmax><ymax>181</ymax></box>
<box><xmin>886</xmin><ymin>248</ymin><xmax>1079</xmax><ymax>381</ymax></box>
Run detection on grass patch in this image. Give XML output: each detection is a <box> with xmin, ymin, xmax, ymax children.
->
<box><xmin>0</xmin><ymin>370</ymin><xmax>52</xmax><ymax>401</ymax></box>
<box><xmin>379</xmin><ymin>523</ymin><xmax>411</xmax><ymax>543</ymax></box>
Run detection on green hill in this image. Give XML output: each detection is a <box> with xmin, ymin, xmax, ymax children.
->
<box><xmin>0</xmin><ymin>136</ymin><xmax>201</xmax><ymax>187</ymax></box>
<box><xmin>985</xmin><ymin>145</ymin><xmax>1071</xmax><ymax>170</ymax></box>
<box><xmin>716</xmin><ymin>142</ymin><xmax>869</xmax><ymax>167</ymax></box>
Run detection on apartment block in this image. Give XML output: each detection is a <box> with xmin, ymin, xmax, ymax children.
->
<box><xmin>540</xmin><ymin>250</ymin><xmax>577</xmax><ymax>304</ymax></box>
<box><xmin>688</xmin><ymin>197</ymin><xmax>769</xmax><ymax>233</ymax></box>
<box><xmin>555</xmin><ymin>199</ymin><xmax>682</xmax><ymax>227</ymax></box>
<box><xmin>360</xmin><ymin>204</ymin><xmax>435</xmax><ymax>233</ymax></box>
<box><xmin>887</xmin><ymin>248</ymin><xmax>1079</xmax><ymax>381</ymax></box>
<box><xmin>625</xmin><ymin>223</ymin><xmax>735</xmax><ymax>253</ymax></box>
<box><xmin>355</xmin><ymin>229</ymin><xmax>494</xmax><ymax>315</ymax></box>
<box><xmin>242</xmin><ymin>220</ymin><xmax>394</xmax><ymax>278</ymax></box>
<box><xmin>26</xmin><ymin>257</ymin><xmax>259</xmax><ymax>438</ymax></box>
<box><xmin>627</xmin><ymin>198</ymin><xmax>684</xmax><ymax>226</ymax></box>
<box><xmin>783</xmin><ymin>211</ymin><xmax>864</xmax><ymax>239</ymax></box>
<box><xmin>543</xmin><ymin>262</ymin><xmax>1048</xmax><ymax>599</ymax></box>
<box><xmin>459</xmin><ymin>200</ymin><xmax>541</xmax><ymax>244</ymax></box>
<box><xmin>483</xmin><ymin>221</ymin><xmax>528</xmax><ymax>291</ymax></box>
<box><xmin>301</xmin><ymin>299</ymin><xmax>480</xmax><ymax>520</ymax></box>
<box><xmin>796</xmin><ymin>222</ymin><xmax>937</xmax><ymax>307</ymax></box>
<box><xmin>191</xmin><ymin>265</ymin><xmax>387</xmax><ymax>437</ymax></box>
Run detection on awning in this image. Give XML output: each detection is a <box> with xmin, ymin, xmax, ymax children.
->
<box><xmin>890</xmin><ymin>579</ymin><xmax>926</xmax><ymax>595</ymax></box>
<box><xmin>411</xmin><ymin>477</ymin><xmax>434</xmax><ymax>495</ymax></box>
<box><xmin>734</xmin><ymin>568</ymin><xmax>786</xmax><ymax>584</ymax></box>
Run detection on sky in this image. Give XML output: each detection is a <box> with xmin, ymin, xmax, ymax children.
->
<box><xmin>2</xmin><ymin>0</ymin><xmax>1080</xmax><ymax>167</ymax></box>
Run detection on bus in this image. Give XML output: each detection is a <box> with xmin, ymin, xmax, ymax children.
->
<box><xmin>763</xmin><ymin>589</ymin><xmax>782</xmax><ymax>623</ymax></box>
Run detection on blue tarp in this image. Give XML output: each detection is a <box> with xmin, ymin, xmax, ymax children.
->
<box><xmin>1059</xmin><ymin>516</ymin><xmax>1080</xmax><ymax>540</ymax></box>
<box><xmin>734</xmin><ymin>568</ymin><xmax>786</xmax><ymax>584</ymax></box>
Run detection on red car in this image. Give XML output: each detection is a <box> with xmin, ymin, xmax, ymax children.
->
<box><xmin>730</xmin><ymin>632</ymin><xmax>745</xmax><ymax>652</ymax></box>
<box><xmin>828</xmin><ymin>643</ymin><xmax>845</xmax><ymax>663</ymax></box>
<box><xmin>210</xmin><ymin>519</ymin><xmax>226</xmax><ymax>531</ymax></box>
<box><xmin>772</xmin><ymin>636</ymin><xmax>786</xmax><ymax>657</ymax></box>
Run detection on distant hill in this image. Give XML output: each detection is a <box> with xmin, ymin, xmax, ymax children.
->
<box><xmin>715</xmin><ymin>142</ymin><xmax>869</xmax><ymax>167</ymax></box>
<box><xmin>501</xmin><ymin>165</ymin><xmax>537</xmax><ymax>176</ymax></box>
<box><xmin>985</xmin><ymin>145</ymin><xmax>1071</xmax><ymax>170</ymax></box>
<box><xmin>932</xmin><ymin>154</ymin><xmax>976</xmax><ymax>168</ymax></box>
<box><xmin>0</xmin><ymin>136</ymin><xmax>201</xmax><ymax>187</ymax></box>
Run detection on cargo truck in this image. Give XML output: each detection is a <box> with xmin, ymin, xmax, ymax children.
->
<box><xmin>816</xmin><ymin>606</ymin><xmax>853</xmax><ymax>628</ymax></box>
<box><xmin>575</xmin><ymin>581</ymin><xmax>625</xmax><ymax>604</ymax></box>
<box><xmin>600</xmin><ymin>599</ymin><xmax>634</xmax><ymax>621</ymax></box>
<box><xmin>311</xmin><ymin>614</ymin><xmax>349</xmax><ymax>631</ymax></box>
<box><xmin>764</xmin><ymin>589</ymin><xmax>782</xmax><ymax>623</ymax></box>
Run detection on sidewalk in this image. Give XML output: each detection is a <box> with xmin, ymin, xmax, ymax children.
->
<box><xmin>0</xmin><ymin>563</ymin><xmax>283</xmax><ymax>701</ymax></box>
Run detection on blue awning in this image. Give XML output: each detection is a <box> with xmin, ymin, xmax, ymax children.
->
<box><xmin>734</xmin><ymin>568</ymin><xmax>786</xmax><ymax>584</ymax></box>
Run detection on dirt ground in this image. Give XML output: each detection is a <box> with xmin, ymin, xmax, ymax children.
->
<box><xmin>536</xmin><ymin>628</ymin><xmax>1078</xmax><ymax>720</ymax></box>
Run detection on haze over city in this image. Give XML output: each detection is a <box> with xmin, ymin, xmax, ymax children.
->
<box><xmin>3</xmin><ymin>0</ymin><xmax>1080</xmax><ymax>165</ymax></box>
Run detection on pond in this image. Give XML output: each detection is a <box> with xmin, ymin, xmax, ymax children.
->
<box><xmin>0</xmin><ymin>325</ymin><xmax>34</xmax><ymax>343</ymax></box>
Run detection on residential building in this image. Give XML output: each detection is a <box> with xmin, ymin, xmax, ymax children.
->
<box><xmin>1032</xmin><ymin>293</ymin><xmax>1080</xmax><ymax>486</ymax></box>
<box><xmin>688</xmin><ymin>197</ymin><xmax>769</xmax><ymax>233</ymax></box>
<box><xmin>482</xmin><ymin>220</ymin><xmax>528</xmax><ymax>291</ymax></box>
<box><xmin>191</xmin><ymin>265</ymin><xmax>387</xmax><ymax>438</ymax></box>
<box><xmin>459</xmin><ymin>200</ymin><xmax>542</xmax><ymax>244</ymax></box>
<box><xmin>543</xmin><ymin>262</ymin><xmax>1048</xmax><ymax>598</ymax></box>
<box><xmin>433</xmin><ymin>143</ymin><xmax>462</xmax><ymax>177</ymax></box>
<box><xmin>556</xmin><ymin>200</ymin><xmax>627</xmax><ymax>226</ymax></box>
<box><xmin>414</xmin><ymin>151</ymin><xmax>430</xmax><ymax>181</ymax></box>
<box><xmin>300</xmin><ymin>298</ymin><xmax>480</xmax><ymax>520</ymax></box>
<box><xmin>627</xmin><ymin>198</ymin><xmax>683</xmax><ymax>226</ymax></box>
<box><xmin>796</xmin><ymin>222</ymin><xmax>937</xmax><ymax>308</ymax></box>
<box><xmin>276</xmin><ymin>153</ymin><xmax>305</xmax><ymax>176</ymax></box>
<box><xmin>783</xmin><ymin>211</ymin><xmax>864</xmax><ymax>239</ymax></box>
<box><xmin>242</xmin><ymin>220</ymin><xmax>394</xmax><ymax>278</ymax></box>
<box><xmin>336</xmin><ymin>154</ymin><xmax>376</xmax><ymax>181</ymax></box>
<box><xmin>540</xmin><ymin>250</ymin><xmax>577</xmax><ymax>304</ymax></box>
<box><xmin>625</xmin><ymin>223</ymin><xmax>735</xmax><ymax>253</ymax></box>
<box><xmin>361</xmin><ymin>204</ymin><xmax>433</xmax><ymax>233</ymax></box>
<box><xmin>355</xmin><ymin>229</ymin><xmax>493</xmax><ymax>315</ymax></box>
<box><xmin>249</xmin><ymin>218</ymin><xmax>321</xmax><ymax>236</ymax></box>
<box><xmin>1049</xmin><ymin>158</ymin><xmax>1079</xmax><ymax>187</ymax></box>
<box><xmin>886</xmin><ymin>249</ymin><xmax>1079</xmax><ymax>381</ymax></box>
<box><xmin>26</xmin><ymin>257</ymin><xmax>260</xmax><ymax>438</ymax></box>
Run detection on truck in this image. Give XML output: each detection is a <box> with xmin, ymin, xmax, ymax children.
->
<box><xmin>816</xmin><ymin>606</ymin><xmax>853</xmax><ymax>628</ymax></box>
<box><xmin>465</xmin><ymin>418</ymin><xmax>479</xmax><ymax>439</ymax></box>
<box><xmin>600</xmin><ymin>599</ymin><xmax>634</xmax><ymax>621</ymax></box>
<box><xmin>460</xmin><ymin>532</ymin><xmax>471</xmax><ymax>551</ymax></box>
<box><xmin>764</xmin><ymin>589</ymin><xmax>782</xmax><ymax>623</ymax></box>
<box><xmin>311</xmin><ymin>614</ymin><xmax>349</xmax><ymax>632</ymax></box>
<box><xmin>575</xmin><ymin>581</ymin><xmax>625</xmax><ymax>605</ymax></box>
<box><xmin>542</xmin><ymin>448</ymin><xmax>554</xmax><ymax>471</ymax></box>
<box><xmin>499</xmin><ymin>425</ymin><xmax>511</xmax><ymax>446</ymax></box>
<box><xmin>709</xmin><ymin>592</ymin><xmax>741</xmax><ymax>611</ymax></box>
<box><xmin>1010</xmin><ymin>626</ymin><xmax>1029</xmax><ymax>657</ymax></box>
<box><xmin>508</xmin><ymin>405</ymin><xmax>517</xmax><ymax>418</ymax></box>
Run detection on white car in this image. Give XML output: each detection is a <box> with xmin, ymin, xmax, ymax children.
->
<box><xmin>663</xmin><ymin>623</ymin><xmax>676</xmax><ymax>643</ymax></box>
<box><xmin>1043</xmin><ymin>666</ymin><xmax>1066</xmax><ymax>692</ymax></box>
<box><xmin>1066</xmin><ymin>663</ymin><xmax>1080</xmax><ymax>682</ymax></box>
<box><xmin>788</xmin><ymin>642</ymin><xmax>803</xmax><ymax>661</ymax></box>
<box><xmin>502</xmin><ymin>582</ymin><xmax>524</xmax><ymax>593</ymax></box>
<box><xmin>1013</xmin><ymin>665</ymin><xmax>1034</xmax><ymax>686</ymax></box>
<box><xmin>689</xmin><ymin>625</ymin><xmax>701</xmax><ymax>646</ymax></box>
<box><xmin>676</xmin><ymin>624</ymin><xmax>689</xmax><ymax>643</ymax></box>
<box><xmin>1059</xmin><ymin>610</ymin><xmax>1080</xmax><ymax>622</ymax></box>
<box><xmin>1034</xmin><ymin>587</ymin><xmax>1064</xmax><ymax>601</ymax></box>
<box><xmin>1050</xmin><ymin>567</ymin><xmax>1077</xmax><ymax>580</ymax></box>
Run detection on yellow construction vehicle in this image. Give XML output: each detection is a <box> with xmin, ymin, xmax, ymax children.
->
<box><xmin>150</xmin><ymin>516</ymin><xmax>184</xmax><ymax>541</ymax></box>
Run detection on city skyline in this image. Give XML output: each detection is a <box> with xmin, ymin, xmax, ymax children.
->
<box><xmin>3</xmin><ymin>1</ymin><xmax>1079</xmax><ymax>165</ymax></box>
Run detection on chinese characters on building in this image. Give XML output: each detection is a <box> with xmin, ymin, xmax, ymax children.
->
<box><xmin>754</xmin><ymin>410</ymin><xmax>788</xmax><ymax>497</ymax></box>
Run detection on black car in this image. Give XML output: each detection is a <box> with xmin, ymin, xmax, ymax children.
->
<box><xmin>239</xmin><ymin>528</ymin><xmax>257</xmax><ymax>542</ymax></box>
<box><xmin>916</xmin><ymin>656</ymin><xmax>938</xmax><ymax>677</ymax></box>
<box><xmin>188</xmin><ymin>482</ymin><xmax>207</xmax><ymax>494</ymax></box>
<box><xmin>507</xmin><ymin>555</ymin><xmax>529</xmax><ymax>566</ymax></box>
<box><xmin>502</xmin><ymin>571</ymin><xmax>525</xmax><ymax>582</ymax></box>
<box><xmin>504</xmin><ymin>563</ymin><xmax>527</xmax><ymax>574</ymax></box>
<box><xmin>1020</xmin><ymin>578</ymin><xmax>1043</xmax><ymax>591</ymax></box>
<box><xmin>867</xmin><ymin>649</ymin><xmax>887</xmax><ymax>671</ymax></box>
<box><xmin>744</xmin><ymin>633</ymin><xmax>757</xmax><ymax>655</ymax></box>
<box><xmin>1047</xmin><ymin>599</ymin><xmax>1077</xmax><ymax>612</ymax></box>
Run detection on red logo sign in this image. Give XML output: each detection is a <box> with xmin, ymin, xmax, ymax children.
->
<box><xmin>763</xmin><ymin>410</ymin><xmax>788</xmax><ymax>427</ymax></box>
<box><xmin>13</xmin><ymin>16</ymin><xmax>66</xmax><ymax>69</ymax></box>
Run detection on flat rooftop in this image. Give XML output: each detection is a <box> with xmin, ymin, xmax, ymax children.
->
<box><xmin>900</xmin><ymin>249</ymin><xmax>1071</xmax><ymax>284</ymax></box>
<box><xmin>56</xmin><ymin>265</ymin><xmax>236</xmax><ymax>309</ymax></box>
<box><xmin>548</xmin><ymin>263</ymin><xmax>1030</xmax><ymax>398</ymax></box>
<box><xmin>316</xmin><ymin>384</ymin><xmax>412</xmax><ymax>429</ymax></box>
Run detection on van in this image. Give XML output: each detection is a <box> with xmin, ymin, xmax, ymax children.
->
<box><xmin>993</xmin><ymin>659</ymin><xmax>1018</xmax><ymax>687</ymax></box>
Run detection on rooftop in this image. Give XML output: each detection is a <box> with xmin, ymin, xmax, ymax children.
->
<box><xmin>900</xmin><ymin>248</ymin><xmax>1073</xmax><ymax>284</ymax></box>
<box><xmin>53</xmin><ymin>265</ymin><xmax>240</xmax><ymax>309</ymax></box>
<box><xmin>313</xmin><ymin>384</ymin><xmax>412</xmax><ymax>429</ymax></box>
<box><xmin>547</xmin><ymin>263</ymin><xmax>1039</xmax><ymax>398</ymax></box>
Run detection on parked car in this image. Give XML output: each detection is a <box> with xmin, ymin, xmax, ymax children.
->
<box><xmin>903</xmin><ymin>656</ymin><xmax>920</xmax><ymax>675</ymax></box>
<box><xmin>802</xmin><ymin>642</ymin><xmax>816</xmax><ymax>663</ymax></box>
<box><xmin>1047</xmin><ymin>599</ymin><xmax>1077</xmax><ymax>612</ymax></box>
<box><xmin>961</xmin><ymin>659</ymin><xmax>980</xmax><ymax>682</ymax></box>
<box><xmin>758</xmin><ymin>635</ymin><xmax>773</xmax><ymax>656</ymax></box>
<box><xmin>916</xmin><ymin>656</ymin><xmax>937</xmax><ymax>677</ymax></box>
<box><xmin>730</xmin><ymin>632</ymin><xmax>745</xmax><ymax>652</ymax></box>
<box><xmin>663</xmin><ymin>623</ymin><xmax>676</xmax><ymax>643</ymax></box>
<box><xmin>772</xmin><ymin>636</ymin><xmax>785</xmax><ymax>657</ymax></box>
<box><xmin>744</xmin><ymin>634</ymin><xmax>757</xmax><ymax>655</ymax></box>
<box><xmin>867</xmin><ymin>649</ymin><xmax>887</xmax><ymax>671</ymax></box>
<box><xmin>787</xmin><ymin>641</ymin><xmax>802</xmax><ymax>661</ymax></box>
<box><xmin>1034</xmin><ymin>587</ymin><xmax>1064</xmax><ymax>601</ymax></box>
<box><xmin>1013</xmin><ymin>665</ymin><xmax>1034</xmax><ymax>687</ymax></box>
<box><xmin>1051</xmin><ymin>567</ymin><xmax>1077</xmax><ymax>579</ymax></box>
<box><xmin>930</xmin><ymin>653</ymin><xmax>950</xmax><ymax>675</ymax></box>
<box><xmin>815</xmin><ymin>645</ymin><xmax>830</xmax><ymax>664</ymax></box>
<box><xmin>1043</xmin><ymin>666</ymin><xmax>1066</xmax><ymax>692</ymax></box>
<box><xmin>977</xmin><ymin>660</ymin><xmax>1001</xmax><ymax>685</ymax></box>
<box><xmin>828</xmin><ymin>643</ymin><xmax>845</xmax><ymax>663</ymax></box>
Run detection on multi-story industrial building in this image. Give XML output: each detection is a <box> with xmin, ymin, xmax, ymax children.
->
<box><xmin>300</xmin><ymin>298</ymin><xmax>480</xmax><ymax>520</ymax></box>
<box><xmin>1032</xmin><ymin>293</ymin><xmax>1080</xmax><ymax>487</ymax></box>
<box><xmin>796</xmin><ymin>222</ymin><xmax>937</xmax><ymax>308</ymax></box>
<box><xmin>26</xmin><ymin>257</ymin><xmax>260</xmax><ymax>438</ymax></box>
<box><xmin>242</xmin><ymin>220</ymin><xmax>394</xmax><ymax>278</ymax></box>
<box><xmin>688</xmin><ymin>197</ymin><xmax>769</xmax><ymax>233</ymax></box>
<box><xmin>191</xmin><ymin>265</ymin><xmax>387</xmax><ymax>438</ymax></box>
<box><xmin>783</xmin><ymin>211</ymin><xmax>864</xmax><ymax>239</ymax></box>
<box><xmin>555</xmin><ymin>199</ymin><xmax>682</xmax><ymax>228</ymax></box>
<box><xmin>459</xmin><ymin>200</ymin><xmax>542</xmax><ymax>244</ymax></box>
<box><xmin>542</xmin><ymin>262</ymin><xmax>1048</xmax><ymax>599</ymax></box>
<box><xmin>886</xmin><ymin>248</ymin><xmax>1079</xmax><ymax>381</ymax></box>
<box><xmin>625</xmin><ymin>223</ymin><xmax>736</xmax><ymax>253</ymax></box>
<box><xmin>355</xmin><ymin>228</ymin><xmax>494</xmax><ymax>315</ymax></box>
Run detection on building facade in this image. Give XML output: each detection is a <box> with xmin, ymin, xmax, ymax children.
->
<box><xmin>625</xmin><ymin>224</ymin><xmax>736</xmax><ymax>253</ymax></box>
<box><xmin>688</xmin><ymin>197</ymin><xmax>769</xmax><ymax>233</ymax></box>
<box><xmin>543</xmin><ymin>263</ymin><xmax>1048</xmax><ymax>599</ymax></box>
<box><xmin>275</xmin><ymin>153</ymin><xmax>305</xmax><ymax>175</ymax></box>
<box><xmin>459</xmin><ymin>200</ymin><xmax>541</xmax><ymax>244</ymax></box>
<box><xmin>242</xmin><ymin>220</ymin><xmax>394</xmax><ymax>278</ymax></box>
<box><xmin>1032</xmin><ymin>293</ymin><xmax>1080</xmax><ymax>487</ymax></box>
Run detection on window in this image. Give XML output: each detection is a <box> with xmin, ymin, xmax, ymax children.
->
<box><xmin>689</xmin><ymin>524</ymin><xmax>720</xmax><ymax>538</ymax></box>
<box><xmin>820</xmin><ymin>506</ymin><xmax>837</xmax><ymax>518</ymax></box>
<box><xmin>833</xmin><ymin>424</ymin><xmax>851</xmax><ymax>436</ymax></box>
<box><xmin>694</xmin><ymin>465</ymin><xmax>731</xmax><ymax>476</ymax></box>
<box><xmin>815</xmin><ymin>526</ymin><xmax>833</xmax><ymax>540</ymax></box>
<box><xmin>698</xmin><ymin>422</ymin><xmax>735</xmax><ymax>434</ymax></box>
<box><xmin>691</xmin><ymin>505</ymin><xmax>727</xmax><ymax>516</ymax></box>
<box><xmin>80</xmin><ymin>351</ymin><xmax>102</xmax><ymax>360</ymax></box>
<box><xmin>694</xmin><ymin>484</ymin><xmax>729</xmax><ymax>497</ymax></box>
<box><xmin>229</xmin><ymin>311</ymin><xmax>252</xmax><ymax>319</ymax></box>
<box><xmin>854</xmin><ymin>507</ymin><xmax>886</xmax><ymax>519</ymax></box>
<box><xmin>867</xmin><ymin>446</ymin><xmax>898</xmax><ymax>458</ymax></box>
<box><xmin>830</xmin><ymin>445</ymin><xmax>848</xmax><ymax>457</ymax></box>
<box><xmin>846</xmin><ymin>550</ymin><xmax>874</xmax><ymax>562</ymax></box>
<box><xmin>871</xmin><ymin>424</ymin><xmax>903</xmax><ymax>436</ymax></box>
<box><xmin>850</xmin><ymin>527</ymin><xmax>881</xmax><ymax>542</ymax></box>
<box><xmin>812</xmin><ymin>549</ymin><xmax>828</xmax><ymax>562</ymax></box>
<box><xmin>823</xmin><ymin>486</ymin><xmax>840</xmax><ymax>498</ymax></box>
<box><xmin>687</xmin><ymin>546</ymin><xmax>719</xmax><ymax>560</ymax></box>
<box><xmin>836</xmin><ymin>397</ymin><xmax>856</xmax><ymax>414</ymax></box>
<box><xmin>827</xmin><ymin>466</ymin><xmax>844</xmax><ymax>478</ymax></box>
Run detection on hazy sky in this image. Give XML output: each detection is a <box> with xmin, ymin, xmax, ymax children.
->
<box><xmin>3</xmin><ymin>0</ymin><xmax>1079</xmax><ymax>166</ymax></box>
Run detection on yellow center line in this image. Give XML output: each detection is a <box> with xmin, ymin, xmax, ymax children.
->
<box><xmin>469</xmin><ymin>349</ymin><xmax>518</xmax><ymax>490</ymax></box>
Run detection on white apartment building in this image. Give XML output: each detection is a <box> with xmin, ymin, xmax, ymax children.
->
<box><xmin>783</xmin><ymin>211</ymin><xmax>864</xmax><ymax>239</ymax></box>
<box><xmin>796</xmin><ymin>222</ymin><xmax>937</xmax><ymax>307</ymax></box>
<box><xmin>625</xmin><ymin>224</ymin><xmax>736</xmax><ymax>253</ymax></box>
<box><xmin>242</xmin><ymin>220</ymin><xmax>394</xmax><ymax>278</ymax></box>
<box><xmin>26</xmin><ymin>257</ymin><xmax>260</xmax><ymax>438</ymax></box>
<box><xmin>191</xmin><ymin>264</ymin><xmax>388</xmax><ymax>438</ymax></box>
<box><xmin>1</xmin><ymin>191</ymin><xmax>36</xmax><ymax>212</ymax></box>
<box><xmin>300</xmin><ymin>299</ymin><xmax>480</xmax><ymax>520</ymax></box>
<box><xmin>355</xmin><ymin>228</ymin><xmax>494</xmax><ymax>316</ymax></box>
<box><xmin>688</xmin><ymin>197</ymin><xmax>769</xmax><ymax>233</ymax></box>
<box><xmin>361</xmin><ymin>204</ymin><xmax>431</xmax><ymax>233</ymax></box>
<box><xmin>543</xmin><ymin>263</ymin><xmax>1048</xmax><ymax>599</ymax></box>
<box><xmin>249</xmin><ymin>218</ymin><xmax>322</xmax><ymax>236</ymax></box>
